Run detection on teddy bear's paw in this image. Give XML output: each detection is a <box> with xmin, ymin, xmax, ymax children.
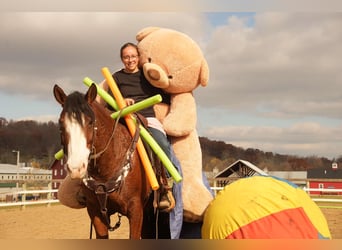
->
<box><xmin>183</xmin><ymin>210</ymin><xmax>204</xmax><ymax>223</ymax></box>
<box><xmin>181</xmin><ymin>181</ymin><xmax>213</xmax><ymax>221</ymax></box>
<box><xmin>58</xmin><ymin>175</ymin><xmax>86</xmax><ymax>209</ymax></box>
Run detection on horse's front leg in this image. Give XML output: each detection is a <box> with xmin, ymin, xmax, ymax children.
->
<box><xmin>128</xmin><ymin>206</ymin><xmax>144</xmax><ymax>239</ymax></box>
<box><xmin>92</xmin><ymin>215</ymin><xmax>109</xmax><ymax>239</ymax></box>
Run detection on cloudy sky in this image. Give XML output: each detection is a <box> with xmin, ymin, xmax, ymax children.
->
<box><xmin>0</xmin><ymin>8</ymin><xmax>341</xmax><ymax>159</ymax></box>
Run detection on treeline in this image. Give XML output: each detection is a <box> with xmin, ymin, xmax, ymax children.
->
<box><xmin>0</xmin><ymin>118</ymin><xmax>60</xmax><ymax>168</ymax></box>
<box><xmin>200</xmin><ymin>137</ymin><xmax>341</xmax><ymax>172</ymax></box>
<box><xmin>0</xmin><ymin>118</ymin><xmax>340</xmax><ymax>171</ymax></box>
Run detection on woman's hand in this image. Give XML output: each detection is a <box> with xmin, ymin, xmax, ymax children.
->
<box><xmin>125</xmin><ymin>98</ymin><xmax>135</xmax><ymax>106</ymax></box>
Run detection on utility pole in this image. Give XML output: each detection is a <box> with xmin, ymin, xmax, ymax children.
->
<box><xmin>12</xmin><ymin>150</ymin><xmax>20</xmax><ymax>191</ymax></box>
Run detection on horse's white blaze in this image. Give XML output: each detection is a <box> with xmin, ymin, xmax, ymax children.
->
<box><xmin>65</xmin><ymin>114</ymin><xmax>90</xmax><ymax>179</ymax></box>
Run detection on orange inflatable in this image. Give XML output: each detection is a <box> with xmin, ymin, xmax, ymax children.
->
<box><xmin>202</xmin><ymin>175</ymin><xmax>331</xmax><ymax>239</ymax></box>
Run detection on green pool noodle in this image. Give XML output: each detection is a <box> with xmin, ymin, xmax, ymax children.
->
<box><xmin>83</xmin><ymin>77</ymin><xmax>119</xmax><ymax>110</ymax></box>
<box><xmin>110</xmin><ymin>94</ymin><xmax>162</xmax><ymax>119</ymax></box>
<box><xmin>54</xmin><ymin>149</ymin><xmax>64</xmax><ymax>160</ymax></box>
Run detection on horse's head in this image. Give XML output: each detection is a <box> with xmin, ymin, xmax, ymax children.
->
<box><xmin>53</xmin><ymin>84</ymin><xmax>97</xmax><ymax>179</ymax></box>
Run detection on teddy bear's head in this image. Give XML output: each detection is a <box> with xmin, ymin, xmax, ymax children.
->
<box><xmin>136</xmin><ymin>27</ymin><xmax>209</xmax><ymax>94</ymax></box>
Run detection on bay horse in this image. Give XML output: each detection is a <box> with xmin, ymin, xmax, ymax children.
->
<box><xmin>53</xmin><ymin>83</ymin><xmax>171</xmax><ymax>239</ymax></box>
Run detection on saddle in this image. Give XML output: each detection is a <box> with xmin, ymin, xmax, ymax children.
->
<box><xmin>135</xmin><ymin>113</ymin><xmax>176</xmax><ymax>213</ymax></box>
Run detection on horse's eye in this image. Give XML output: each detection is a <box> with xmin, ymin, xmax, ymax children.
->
<box><xmin>59</xmin><ymin>125</ymin><xmax>65</xmax><ymax>133</ymax></box>
<box><xmin>60</xmin><ymin>132</ymin><xmax>65</xmax><ymax>146</ymax></box>
<box><xmin>86</xmin><ymin>120</ymin><xmax>94</xmax><ymax>129</ymax></box>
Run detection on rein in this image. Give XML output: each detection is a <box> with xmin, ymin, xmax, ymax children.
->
<box><xmin>88</xmin><ymin>109</ymin><xmax>123</xmax><ymax>161</ymax></box>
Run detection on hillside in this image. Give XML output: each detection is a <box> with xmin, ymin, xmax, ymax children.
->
<box><xmin>200</xmin><ymin>137</ymin><xmax>337</xmax><ymax>172</ymax></box>
<box><xmin>0</xmin><ymin>118</ymin><xmax>339</xmax><ymax>170</ymax></box>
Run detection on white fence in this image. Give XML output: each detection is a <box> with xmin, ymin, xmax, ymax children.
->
<box><xmin>302</xmin><ymin>188</ymin><xmax>342</xmax><ymax>204</ymax></box>
<box><xmin>0</xmin><ymin>187</ymin><xmax>341</xmax><ymax>209</ymax></box>
<box><xmin>0</xmin><ymin>189</ymin><xmax>59</xmax><ymax>208</ymax></box>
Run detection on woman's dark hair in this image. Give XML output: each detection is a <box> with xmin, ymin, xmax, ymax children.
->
<box><xmin>120</xmin><ymin>42</ymin><xmax>139</xmax><ymax>59</ymax></box>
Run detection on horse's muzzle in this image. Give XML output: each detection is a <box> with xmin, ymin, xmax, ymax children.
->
<box><xmin>67</xmin><ymin>163</ymin><xmax>87</xmax><ymax>179</ymax></box>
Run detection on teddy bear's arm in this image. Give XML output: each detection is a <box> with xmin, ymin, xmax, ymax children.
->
<box><xmin>162</xmin><ymin>92</ymin><xmax>197</xmax><ymax>137</ymax></box>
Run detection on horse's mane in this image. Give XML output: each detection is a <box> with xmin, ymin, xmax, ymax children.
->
<box><xmin>64</xmin><ymin>91</ymin><xmax>95</xmax><ymax>125</ymax></box>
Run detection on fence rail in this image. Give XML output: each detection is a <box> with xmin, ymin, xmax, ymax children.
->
<box><xmin>0</xmin><ymin>187</ymin><xmax>341</xmax><ymax>209</ymax></box>
<box><xmin>0</xmin><ymin>189</ymin><xmax>59</xmax><ymax>208</ymax></box>
<box><xmin>303</xmin><ymin>188</ymin><xmax>342</xmax><ymax>192</ymax></box>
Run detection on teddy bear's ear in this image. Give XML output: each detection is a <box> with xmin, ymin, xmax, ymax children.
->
<box><xmin>136</xmin><ymin>26</ymin><xmax>160</xmax><ymax>41</ymax></box>
<box><xmin>199</xmin><ymin>59</ymin><xmax>210</xmax><ymax>87</ymax></box>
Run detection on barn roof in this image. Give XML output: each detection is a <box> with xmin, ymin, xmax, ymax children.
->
<box><xmin>0</xmin><ymin>163</ymin><xmax>51</xmax><ymax>175</ymax></box>
<box><xmin>49</xmin><ymin>159</ymin><xmax>63</xmax><ymax>170</ymax></box>
<box><xmin>267</xmin><ymin>171</ymin><xmax>307</xmax><ymax>180</ymax></box>
<box><xmin>307</xmin><ymin>168</ymin><xmax>342</xmax><ymax>179</ymax></box>
<box><xmin>267</xmin><ymin>171</ymin><xmax>307</xmax><ymax>184</ymax></box>
<box><xmin>214</xmin><ymin>159</ymin><xmax>268</xmax><ymax>178</ymax></box>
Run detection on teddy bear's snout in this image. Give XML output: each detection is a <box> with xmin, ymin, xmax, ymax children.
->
<box><xmin>143</xmin><ymin>62</ymin><xmax>170</xmax><ymax>88</ymax></box>
<box><xmin>148</xmin><ymin>68</ymin><xmax>161</xmax><ymax>81</ymax></box>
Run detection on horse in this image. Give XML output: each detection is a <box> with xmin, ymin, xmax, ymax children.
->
<box><xmin>53</xmin><ymin>83</ymin><xmax>171</xmax><ymax>239</ymax></box>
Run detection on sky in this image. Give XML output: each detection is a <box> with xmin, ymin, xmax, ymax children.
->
<box><xmin>0</xmin><ymin>6</ymin><xmax>342</xmax><ymax>159</ymax></box>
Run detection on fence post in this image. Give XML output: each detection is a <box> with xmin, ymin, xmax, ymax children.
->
<box><xmin>47</xmin><ymin>182</ymin><xmax>52</xmax><ymax>207</ymax></box>
<box><xmin>213</xmin><ymin>179</ymin><xmax>217</xmax><ymax>196</ymax></box>
<box><xmin>21</xmin><ymin>183</ymin><xmax>27</xmax><ymax>210</ymax></box>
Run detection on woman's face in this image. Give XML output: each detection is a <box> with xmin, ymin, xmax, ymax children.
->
<box><xmin>121</xmin><ymin>46</ymin><xmax>139</xmax><ymax>73</ymax></box>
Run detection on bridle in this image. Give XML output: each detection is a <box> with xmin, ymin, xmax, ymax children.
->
<box><xmin>87</xmin><ymin>112</ymin><xmax>120</xmax><ymax>163</ymax></box>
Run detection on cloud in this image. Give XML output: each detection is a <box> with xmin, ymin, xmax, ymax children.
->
<box><xmin>0</xmin><ymin>12</ymin><xmax>207</xmax><ymax>98</ymax></box>
<box><xmin>1</xmin><ymin>12</ymin><xmax>341</xmax><ymax>159</ymax></box>
<box><xmin>194</xmin><ymin>13</ymin><xmax>342</xmax><ymax>159</ymax></box>
<box><xmin>199</xmin><ymin>13</ymin><xmax>342</xmax><ymax>121</ymax></box>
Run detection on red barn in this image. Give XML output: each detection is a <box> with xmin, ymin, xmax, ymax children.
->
<box><xmin>307</xmin><ymin>163</ymin><xmax>342</xmax><ymax>195</ymax></box>
<box><xmin>49</xmin><ymin>159</ymin><xmax>67</xmax><ymax>197</ymax></box>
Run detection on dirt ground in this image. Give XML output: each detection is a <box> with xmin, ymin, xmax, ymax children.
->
<box><xmin>320</xmin><ymin>207</ymin><xmax>342</xmax><ymax>239</ymax></box>
<box><xmin>0</xmin><ymin>204</ymin><xmax>129</xmax><ymax>239</ymax></box>
<box><xmin>0</xmin><ymin>204</ymin><xmax>341</xmax><ymax>239</ymax></box>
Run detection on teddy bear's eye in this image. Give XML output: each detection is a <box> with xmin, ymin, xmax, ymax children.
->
<box><xmin>168</xmin><ymin>75</ymin><xmax>173</xmax><ymax>79</ymax></box>
<box><xmin>148</xmin><ymin>57</ymin><xmax>152</xmax><ymax>63</ymax></box>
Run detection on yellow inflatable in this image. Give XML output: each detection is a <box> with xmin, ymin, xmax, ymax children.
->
<box><xmin>202</xmin><ymin>175</ymin><xmax>331</xmax><ymax>239</ymax></box>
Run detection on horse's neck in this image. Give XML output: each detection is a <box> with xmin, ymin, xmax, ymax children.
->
<box><xmin>91</xmin><ymin>103</ymin><xmax>118</xmax><ymax>148</ymax></box>
<box><xmin>92</xmin><ymin>103</ymin><xmax>114</xmax><ymax>130</ymax></box>
<box><xmin>91</xmin><ymin>103</ymin><xmax>129</xmax><ymax>173</ymax></box>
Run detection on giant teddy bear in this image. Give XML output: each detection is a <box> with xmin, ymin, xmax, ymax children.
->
<box><xmin>136</xmin><ymin>27</ymin><xmax>213</xmax><ymax>222</ymax></box>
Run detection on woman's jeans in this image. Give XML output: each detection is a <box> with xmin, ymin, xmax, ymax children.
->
<box><xmin>148</xmin><ymin>127</ymin><xmax>181</xmax><ymax>177</ymax></box>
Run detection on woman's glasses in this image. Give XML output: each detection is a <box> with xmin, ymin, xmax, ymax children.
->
<box><xmin>122</xmin><ymin>55</ymin><xmax>138</xmax><ymax>61</ymax></box>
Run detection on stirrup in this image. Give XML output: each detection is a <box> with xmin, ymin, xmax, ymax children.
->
<box><xmin>158</xmin><ymin>190</ymin><xmax>175</xmax><ymax>213</ymax></box>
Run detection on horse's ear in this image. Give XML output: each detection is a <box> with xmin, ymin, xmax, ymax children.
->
<box><xmin>53</xmin><ymin>84</ymin><xmax>67</xmax><ymax>105</ymax></box>
<box><xmin>85</xmin><ymin>83</ymin><xmax>98</xmax><ymax>104</ymax></box>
